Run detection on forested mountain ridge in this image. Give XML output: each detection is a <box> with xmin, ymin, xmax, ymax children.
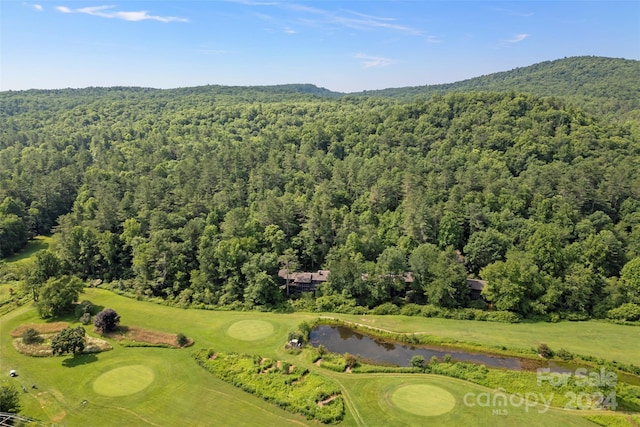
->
<box><xmin>3</xmin><ymin>56</ymin><xmax>637</xmax><ymax>118</ymax></box>
<box><xmin>1</xmin><ymin>82</ymin><xmax>639</xmax><ymax>320</ymax></box>
<box><xmin>354</xmin><ymin>56</ymin><xmax>640</xmax><ymax>118</ymax></box>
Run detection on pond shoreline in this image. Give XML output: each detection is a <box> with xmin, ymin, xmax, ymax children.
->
<box><xmin>308</xmin><ymin>318</ymin><xmax>640</xmax><ymax>382</ymax></box>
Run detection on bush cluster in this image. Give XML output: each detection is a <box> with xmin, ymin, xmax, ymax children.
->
<box><xmin>193</xmin><ymin>349</ymin><xmax>344</xmax><ymax>424</ymax></box>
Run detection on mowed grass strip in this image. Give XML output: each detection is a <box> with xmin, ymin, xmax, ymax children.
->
<box><xmin>227</xmin><ymin>320</ymin><xmax>275</xmax><ymax>341</ymax></box>
<box><xmin>93</xmin><ymin>365</ymin><xmax>155</xmax><ymax>396</ymax></box>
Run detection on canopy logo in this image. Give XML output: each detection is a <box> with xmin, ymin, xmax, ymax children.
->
<box><xmin>463</xmin><ymin>367</ymin><xmax>618</xmax><ymax>416</ymax></box>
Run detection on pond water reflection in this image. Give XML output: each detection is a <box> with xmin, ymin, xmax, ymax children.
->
<box><xmin>309</xmin><ymin>325</ymin><xmax>525</xmax><ymax>369</ymax></box>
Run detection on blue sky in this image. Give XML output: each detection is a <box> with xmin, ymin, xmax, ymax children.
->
<box><xmin>2</xmin><ymin>1</ymin><xmax>639</xmax><ymax>92</ymax></box>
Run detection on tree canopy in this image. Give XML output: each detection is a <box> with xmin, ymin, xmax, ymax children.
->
<box><xmin>51</xmin><ymin>326</ymin><xmax>86</xmax><ymax>355</ymax></box>
<box><xmin>2</xmin><ymin>63</ymin><xmax>639</xmax><ymax>319</ymax></box>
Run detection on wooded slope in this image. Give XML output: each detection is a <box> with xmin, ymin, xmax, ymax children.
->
<box><xmin>1</xmin><ymin>61</ymin><xmax>639</xmax><ymax>319</ymax></box>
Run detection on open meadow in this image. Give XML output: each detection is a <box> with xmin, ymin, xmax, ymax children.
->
<box><xmin>1</xmin><ymin>288</ymin><xmax>639</xmax><ymax>426</ymax></box>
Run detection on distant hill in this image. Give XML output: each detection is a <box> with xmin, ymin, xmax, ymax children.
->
<box><xmin>2</xmin><ymin>57</ymin><xmax>638</xmax><ymax>118</ymax></box>
<box><xmin>353</xmin><ymin>56</ymin><xmax>640</xmax><ymax>118</ymax></box>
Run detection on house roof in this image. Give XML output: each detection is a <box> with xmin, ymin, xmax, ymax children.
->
<box><xmin>360</xmin><ymin>272</ymin><xmax>414</xmax><ymax>283</ymax></box>
<box><xmin>278</xmin><ymin>269</ymin><xmax>330</xmax><ymax>284</ymax></box>
<box><xmin>467</xmin><ymin>279</ymin><xmax>487</xmax><ymax>291</ymax></box>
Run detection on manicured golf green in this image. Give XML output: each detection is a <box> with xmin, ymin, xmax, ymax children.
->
<box><xmin>1</xmin><ymin>287</ymin><xmax>637</xmax><ymax>426</ymax></box>
<box><xmin>93</xmin><ymin>365</ymin><xmax>155</xmax><ymax>396</ymax></box>
<box><xmin>227</xmin><ymin>320</ymin><xmax>275</xmax><ymax>341</ymax></box>
<box><xmin>390</xmin><ymin>384</ymin><xmax>456</xmax><ymax>416</ymax></box>
<box><xmin>336</xmin><ymin>375</ymin><xmax>597</xmax><ymax>427</ymax></box>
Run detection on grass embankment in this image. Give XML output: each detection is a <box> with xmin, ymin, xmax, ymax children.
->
<box><xmin>1</xmin><ymin>288</ymin><xmax>639</xmax><ymax>426</ymax></box>
<box><xmin>0</xmin><ymin>236</ymin><xmax>54</xmax><ymax>315</ymax></box>
<box><xmin>2</xmin><ymin>236</ymin><xmax>52</xmax><ymax>265</ymax></box>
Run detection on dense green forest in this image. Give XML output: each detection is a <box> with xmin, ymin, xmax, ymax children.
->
<box><xmin>1</xmin><ymin>57</ymin><xmax>639</xmax><ymax>321</ymax></box>
<box><xmin>357</xmin><ymin>56</ymin><xmax>640</xmax><ymax>120</ymax></box>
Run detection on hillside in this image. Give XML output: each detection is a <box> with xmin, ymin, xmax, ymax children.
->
<box><xmin>354</xmin><ymin>56</ymin><xmax>640</xmax><ymax>118</ymax></box>
<box><xmin>1</xmin><ymin>85</ymin><xmax>639</xmax><ymax>320</ymax></box>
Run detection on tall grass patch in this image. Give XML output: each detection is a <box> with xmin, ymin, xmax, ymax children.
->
<box><xmin>193</xmin><ymin>349</ymin><xmax>344</xmax><ymax>424</ymax></box>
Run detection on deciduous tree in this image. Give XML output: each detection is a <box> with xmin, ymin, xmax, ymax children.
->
<box><xmin>51</xmin><ymin>326</ymin><xmax>86</xmax><ymax>355</ymax></box>
<box><xmin>94</xmin><ymin>308</ymin><xmax>120</xmax><ymax>333</ymax></box>
<box><xmin>36</xmin><ymin>276</ymin><xmax>83</xmax><ymax>318</ymax></box>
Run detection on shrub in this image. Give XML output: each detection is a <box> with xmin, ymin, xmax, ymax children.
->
<box><xmin>607</xmin><ymin>303</ymin><xmax>640</xmax><ymax>322</ymax></box>
<box><xmin>344</xmin><ymin>353</ymin><xmax>358</xmax><ymax>369</ymax></box>
<box><xmin>486</xmin><ymin>311</ymin><xmax>521</xmax><ymax>323</ymax></box>
<box><xmin>421</xmin><ymin>305</ymin><xmax>443</xmax><ymax>318</ymax></box>
<box><xmin>537</xmin><ymin>343</ymin><xmax>554</xmax><ymax>359</ymax></box>
<box><xmin>317</xmin><ymin>344</ymin><xmax>327</xmax><ymax>356</ymax></box>
<box><xmin>94</xmin><ymin>308</ymin><xmax>120</xmax><ymax>333</ymax></box>
<box><xmin>400</xmin><ymin>303</ymin><xmax>422</xmax><ymax>316</ymax></box>
<box><xmin>75</xmin><ymin>300</ymin><xmax>96</xmax><ymax>317</ymax></box>
<box><xmin>22</xmin><ymin>328</ymin><xmax>42</xmax><ymax>344</ymax></box>
<box><xmin>371</xmin><ymin>302</ymin><xmax>400</xmax><ymax>315</ymax></box>
<box><xmin>51</xmin><ymin>327</ymin><xmax>86</xmax><ymax>355</ymax></box>
<box><xmin>79</xmin><ymin>312</ymin><xmax>91</xmax><ymax>325</ymax></box>
<box><xmin>556</xmin><ymin>348</ymin><xmax>573</xmax><ymax>361</ymax></box>
<box><xmin>410</xmin><ymin>355</ymin><xmax>426</xmax><ymax>369</ymax></box>
<box><xmin>176</xmin><ymin>333</ymin><xmax>188</xmax><ymax>347</ymax></box>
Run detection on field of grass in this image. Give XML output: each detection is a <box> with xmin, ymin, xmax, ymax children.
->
<box><xmin>0</xmin><ymin>237</ymin><xmax>55</xmax><ymax>314</ymax></box>
<box><xmin>2</xmin><ymin>236</ymin><xmax>52</xmax><ymax>266</ymax></box>
<box><xmin>1</xmin><ymin>288</ymin><xmax>638</xmax><ymax>426</ymax></box>
<box><xmin>336</xmin><ymin>374</ymin><xmax>598</xmax><ymax>427</ymax></box>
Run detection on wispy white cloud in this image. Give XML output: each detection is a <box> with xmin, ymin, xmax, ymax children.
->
<box><xmin>30</xmin><ymin>3</ymin><xmax>43</xmax><ymax>11</ymax></box>
<box><xmin>283</xmin><ymin>27</ymin><xmax>297</xmax><ymax>35</ymax></box>
<box><xmin>426</xmin><ymin>35</ymin><xmax>443</xmax><ymax>44</ymax></box>
<box><xmin>244</xmin><ymin>2</ymin><xmax>424</xmax><ymax>36</ymax></box>
<box><xmin>506</xmin><ymin>34</ymin><xmax>529</xmax><ymax>43</ymax></box>
<box><xmin>355</xmin><ymin>53</ymin><xmax>394</xmax><ymax>69</ymax></box>
<box><xmin>55</xmin><ymin>5</ymin><xmax>188</xmax><ymax>23</ymax></box>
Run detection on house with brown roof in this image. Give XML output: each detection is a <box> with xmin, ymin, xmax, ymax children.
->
<box><xmin>278</xmin><ymin>269</ymin><xmax>330</xmax><ymax>293</ymax></box>
<box><xmin>467</xmin><ymin>278</ymin><xmax>487</xmax><ymax>300</ymax></box>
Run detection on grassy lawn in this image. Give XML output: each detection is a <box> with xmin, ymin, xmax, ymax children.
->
<box><xmin>2</xmin><ymin>236</ymin><xmax>52</xmax><ymax>266</ymax></box>
<box><xmin>1</xmin><ymin>288</ymin><xmax>637</xmax><ymax>426</ymax></box>
<box><xmin>335</xmin><ymin>374</ymin><xmax>598</xmax><ymax>427</ymax></box>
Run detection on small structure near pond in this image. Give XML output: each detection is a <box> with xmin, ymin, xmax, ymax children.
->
<box><xmin>287</xmin><ymin>338</ymin><xmax>302</xmax><ymax>348</ymax></box>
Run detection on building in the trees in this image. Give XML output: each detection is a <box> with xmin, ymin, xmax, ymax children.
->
<box><xmin>467</xmin><ymin>279</ymin><xmax>486</xmax><ymax>300</ymax></box>
<box><xmin>278</xmin><ymin>269</ymin><xmax>330</xmax><ymax>292</ymax></box>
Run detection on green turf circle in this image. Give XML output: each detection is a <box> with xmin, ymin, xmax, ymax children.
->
<box><xmin>227</xmin><ymin>320</ymin><xmax>274</xmax><ymax>341</ymax></box>
<box><xmin>93</xmin><ymin>365</ymin><xmax>155</xmax><ymax>397</ymax></box>
<box><xmin>390</xmin><ymin>384</ymin><xmax>456</xmax><ymax>416</ymax></box>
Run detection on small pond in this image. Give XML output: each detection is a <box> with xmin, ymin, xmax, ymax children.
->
<box><xmin>309</xmin><ymin>325</ymin><xmax>526</xmax><ymax>369</ymax></box>
<box><xmin>309</xmin><ymin>325</ymin><xmax>640</xmax><ymax>382</ymax></box>
<box><xmin>309</xmin><ymin>325</ymin><xmax>604</xmax><ymax>372</ymax></box>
